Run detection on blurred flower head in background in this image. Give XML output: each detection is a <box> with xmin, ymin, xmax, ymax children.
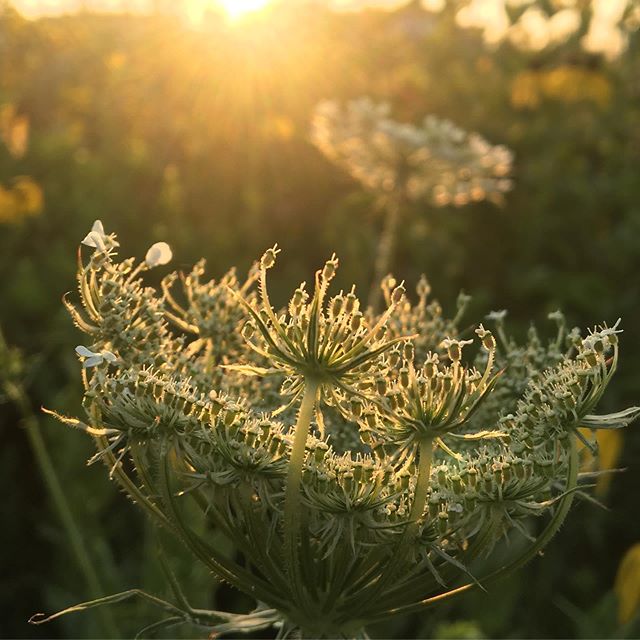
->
<box><xmin>457</xmin><ymin>0</ymin><xmax>636</xmax><ymax>60</ymax></box>
<box><xmin>311</xmin><ymin>97</ymin><xmax>513</xmax><ymax>207</ymax></box>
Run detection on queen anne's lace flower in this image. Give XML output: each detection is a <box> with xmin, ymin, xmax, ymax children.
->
<box><xmin>311</xmin><ymin>97</ymin><xmax>514</xmax><ymax>206</ymax></box>
<box><xmin>39</xmin><ymin>222</ymin><xmax>638</xmax><ymax>639</ymax></box>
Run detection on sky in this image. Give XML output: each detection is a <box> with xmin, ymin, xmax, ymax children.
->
<box><xmin>7</xmin><ymin>0</ymin><xmax>636</xmax><ymax>59</ymax></box>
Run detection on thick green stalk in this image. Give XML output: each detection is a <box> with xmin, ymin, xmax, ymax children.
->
<box><xmin>349</xmin><ymin>438</ymin><xmax>433</xmax><ymax>614</ymax></box>
<box><xmin>283</xmin><ymin>379</ymin><xmax>320</xmax><ymax>607</ymax></box>
<box><xmin>7</xmin><ymin>382</ymin><xmax>120</xmax><ymax>637</ymax></box>
<box><xmin>407</xmin><ymin>438</ymin><xmax>434</xmax><ymax>536</ymax></box>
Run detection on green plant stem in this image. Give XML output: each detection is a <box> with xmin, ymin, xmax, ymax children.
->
<box><xmin>7</xmin><ymin>381</ymin><xmax>120</xmax><ymax>637</ymax></box>
<box><xmin>483</xmin><ymin>435</ymin><xmax>579</xmax><ymax>579</ymax></box>
<box><xmin>408</xmin><ymin>438</ymin><xmax>434</xmax><ymax>535</ymax></box>
<box><xmin>368</xmin><ymin>195</ymin><xmax>402</xmax><ymax>312</ymax></box>
<box><xmin>369</xmin><ymin>435</ymin><xmax>580</xmax><ymax>623</ymax></box>
<box><xmin>283</xmin><ymin>378</ymin><xmax>320</xmax><ymax>610</ymax></box>
<box><xmin>353</xmin><ymin>438</ymin><xmax>433</xmax><ymax>611</ymax></box>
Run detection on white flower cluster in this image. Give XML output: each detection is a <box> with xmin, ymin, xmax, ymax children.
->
<box><xmin>44</xmin><ymin>222</ymin><xmax>637</xmax><ymax>639</ymax></box>
<box><xmin>311</xmin><ymin>97</ymin><xmax>513</xmax><ymax>206</ymax></box>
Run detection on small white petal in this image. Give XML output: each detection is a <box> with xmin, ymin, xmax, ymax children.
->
<box><xmin>81</xmin><ymin>231</ymin><xmax>98</xmax><ymax>248</ymax></box>
<box><xmin>145</xmin><ymin>242</ymin><xmax>172</xmax><ymax>268</ymax></box>
<box><xmin>81</xmin><ymin>231</ymin><xmax>107</xmax><ymax>252</ymax></box>
<box><xmin>91</xmin><ymin>220</ymin><xmax>105</xmax><ymax>235</ymax></box>
<box><xmin>82</xmin><ymin>220</ymin><xmax>108</xmax><ymax>251</ymax></box>
<box><xmin>83</xmin><ymin>356</ymin><xmax>102</xmax><ymax>368</ymax></box>
<box><xmin>75</xmin><ymin>345</ymin><xmax>97</xmax><ymax>357</ymax></box>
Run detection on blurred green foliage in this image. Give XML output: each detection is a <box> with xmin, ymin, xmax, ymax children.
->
<box><xmin>1</xmin><ymin>1</ymin><xmax>640</xmax><ymax>637</ymax></box>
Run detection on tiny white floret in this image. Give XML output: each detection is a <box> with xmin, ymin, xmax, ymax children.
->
<box><xmin>145</xmin><ymin>242</ymin><xmax>172</xmax><ymax>268</ymax></box>
<box><xmin>75</xmin><ymin>345</ymin><xmax>117</xmax><ymax>368</ymax></box>
<box><xmin>81</xmin><ymin>220</ymin><xmax>108</xmax><ymax>252</ymax></box>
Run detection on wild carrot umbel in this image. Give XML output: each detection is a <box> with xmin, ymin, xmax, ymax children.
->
<box><xmin>35</xmin><ymin>221</ymin><xmax>638</xmax><ymax>638</ymax></box>
<box><xmin>311</xmin><ymin>98</ymin><xmax>513</xmax><ymax>309</ymax></box>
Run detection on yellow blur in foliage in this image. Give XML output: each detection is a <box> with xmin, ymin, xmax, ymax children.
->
<box><xmin>0</xmin><ymin>103</ymin><xmax>44</xmax><ymax>224</ymax></box>
<box><xmin>0</xmin><ymin>103</ymin><xmax>29</xmax><ymax>158</ymax></box>
<box><xmin>577</xmin><ymin>427</ymin><xmax>623</xmax><ymax>497</ymax></box>
<box><xmin>511</xmin><ymin>65</ymin><xmax>612</xmax><ymax>109</ymax></box>
<box><xmin>0</xmin><ymin>177</ymin><xmax>44</xmax><ymax>224</ymax></box>
<box><xmin>615</xmin><ymin>543</ymin><xmax>640</xmax><ymax>624</ymax></box>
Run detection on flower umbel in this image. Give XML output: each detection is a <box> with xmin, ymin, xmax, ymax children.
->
<box><xmin>311</xmin><ymin>97</ymin><xmax>514</xmax><ymax>206</ymax></box>
<box><xmin>37</xmin><ymin>223</ymin><xmax>639</xmax><ymax>639</ymax></box>
<box><xmin>230</xmin><ymin>245</ymin><xmax>410</xmax><ymax>419</ymax></box>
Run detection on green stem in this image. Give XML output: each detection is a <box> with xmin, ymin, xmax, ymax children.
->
<box><xmin>371</xmin><ymin>504</ymin><xmax>502</xmax><ymax>613</ymax></box>
<box><xmin>408</xmin><ymin>438</ymin><xmax>434</xmax><ymax>536</ymax></box>
<box><xmin>238</xmin><ymin>483</ymin><xmax>290</xmax><ymax>595</ymax></box>
<box><xmin>482</xmin><ymin>435</ymin><xmax>579</xmax><ymax>579</ymax></box>
<box><xmin>368</xmin><ymin>195</ymin><xmax>402</xmax><ymax>312</ymax></box>
<box><xmin>283</xmin><ymin>379</ymin><xmax>320</xmax><ymax>608</ymax></box>
<box><xmin>369</xmin><ymin>436</ymin><xmax>580</xmax><ymax>623</ymax></box>
<box><xmin>7</xmin><ymin>382</ymin><xmax>120</xmax><ymax>637</ymax></box>
<box><xmin>347</xmin><ymin>438</ymin><xmax>433</xmax><ymax>615</ymax></box>
<box><xmin>157</xmin><ymin>445</ymin><xmax>283</xmax><ymax>606</ymax></box>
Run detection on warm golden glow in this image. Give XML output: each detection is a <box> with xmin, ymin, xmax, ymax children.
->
<box><xmin>218</xmin><ymin>0</ymin><xmax>271</xmax><ymax>19</ymax></box>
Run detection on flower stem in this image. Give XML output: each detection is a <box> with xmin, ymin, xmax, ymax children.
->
<box><xmin>283</xmin><ymin>379</ymin><xmax>320</xmax><ymax>608</ymax></box>
<box><xmin>368</xmin><ymin>436</ymin><xmax>580</xmax><ymax>622</ymax></box>
<box><xmin>6</xmin><ymin>381</ymin><xmax>120</xmax><ymax>637</ymax></box>
<box><xmin>352</xmin><ymin>438</ymin><xmax>433</xmax><ymax>614</ymax></box>
<box><xmin>409</xmin><ymin>439</ymin><xmax>434</xmax><ymax>531</ymax></box>
<box><xmin>368</xmin><ymin>193</ymin><xmax>402</xmax><ymax>311</ymax></box>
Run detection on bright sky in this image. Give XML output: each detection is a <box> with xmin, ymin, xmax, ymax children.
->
<box><xmin>10</xmin><ymin>0</ymin><xmax>265</xmax><ymax>20</ymax></box>
<box><xmin>8</xmin><ymin>0</ymin><xmax>635</xmax><ymax>58</ymax></box>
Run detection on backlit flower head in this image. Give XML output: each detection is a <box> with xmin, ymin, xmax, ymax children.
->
<box><xmin>311</xmin><ymin>97</ymin><xmax>514</xmax><ymax>206</ymax></box>
<box><xmin>39</xmin><ymin>225</ymin><xmax>638</xmax><ymax>639</ymax></box>
<box><xmin>230</xmin><ymin>245</ymin><xmax>411</xmax><ymax>419</ymax></box>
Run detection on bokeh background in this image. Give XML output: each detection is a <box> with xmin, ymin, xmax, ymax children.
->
<box><xmin>1</xmin><ymin>0</ymin><xmax>640</xmax><ymax>637</ymax></box>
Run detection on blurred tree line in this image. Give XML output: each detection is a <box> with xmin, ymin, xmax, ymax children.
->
<box><xmin>1</xmin><ymin>0</ymin><xmax>639</xmax><ymax>637</ymax></box>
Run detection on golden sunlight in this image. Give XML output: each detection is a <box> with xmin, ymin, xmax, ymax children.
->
<box><xmin>218</xmin><ymin>0</ymin><xmax>271</xmax><ymax>19</ymax></box>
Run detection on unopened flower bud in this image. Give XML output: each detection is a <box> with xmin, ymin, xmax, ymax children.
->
<box><xmin>322</xmin><ymin>256</ymin><xmax>338</xmax><ymax>281</ymax></box>
<box><xmin>345</xmin><ymin>292</ymin><xmax>357</xmax><ymax>314</ymax></box>
<box><xmin>391</xmin><ymin>283</ymin><xmax>406</xmax><ymax>305</ymax></box>
<box><xmin>323</xmin><ymin>292</ymin><xmax>339</xmax><ymax>315</ymax></box>
<box><xmin>314</xmin><ymin>441</ymin><xmax>329</xmax><ymax>462</ymax></box>
<box><xmin>261</xmin><ymin>246</ymin><xmax>279</xmax><ymax>269</ymax></box>
<box><xmin>438</xmin><ymin>511</ymin><xmax>449</xmax><ymax>534</ymax></box>
<box><xmin>403</xmin><ymin>341</ymin><xmax>414</xmax><ymax>362</ymax></box>
<box><xmin>416</xmin><ymin>275</ymin><xmax>430</xmax><ymax>299</ymax></box>
<box><xmin>242</xmin><ymin>322</ymin><xmax>255</xmax><ymax>340</ymax></box>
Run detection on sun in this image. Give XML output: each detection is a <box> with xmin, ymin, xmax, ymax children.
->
<box><xmin>218</xmin><ymin>0</ymin><xmax>271</xmax><ymax>19</ymax></box>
